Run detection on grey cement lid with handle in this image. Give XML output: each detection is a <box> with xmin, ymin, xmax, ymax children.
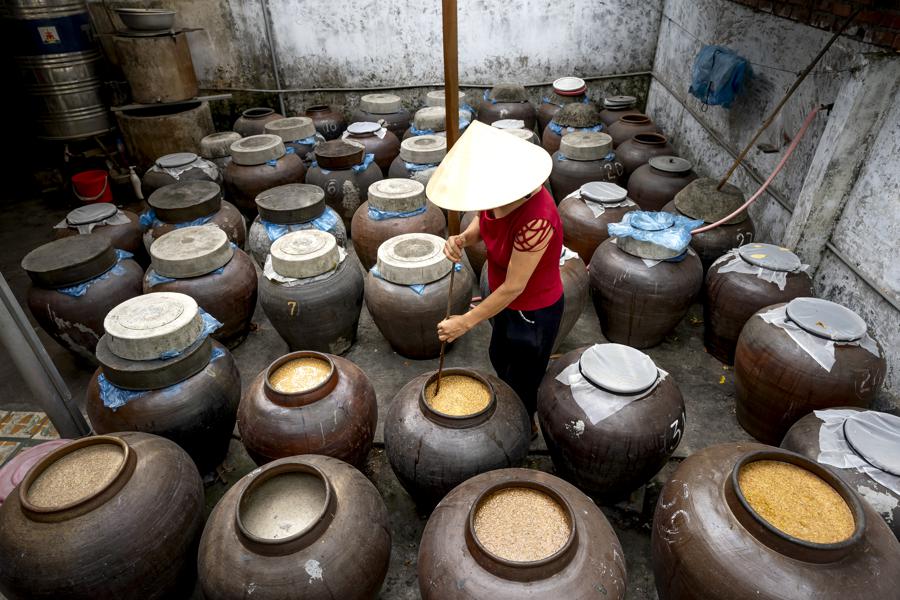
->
<box><xmin>103</xmin><ymin>292</ymin><xmax>203</xmax><ymax>361</ymax></box>
<box><xmin>649</xmin><ymin>156</ymin><xmax>693</xmax><ymax>174</ymax></box>
<box><xmin>66</xmin><ymin>203</ymin><xmax>117</xmax><ymax>226</ymax></box>
<box><xmin>360</xmin><ymin>93</ymin><xmax>403</xmax><ymax>114</ymax></box>
<box><xmin>21</xmin><ymin>235</ymin><xmax>117</xmax><ymax>289</ymax></box>
<box><xmin>785</xmin><ymin>297</ymin><xmax>868</xmax><ymax>342</ymax></box>
<box><xmin>255</xmin><ymin>183</ymin><xmax>326</xmax><ymax>225</ymax></box>
<box><xmin>603</xmin><ymin>95</ymin><xmax>636</xmax><ymax>108</ymax></box>
<box><xmin>738</xmin><ymin>243</ymin><xmax>802</xmax><ymax>272</ymax></box>
<box><xmin>150</xmin><ymin>225</ymin><xmax>234</xmax><ymax>278</ymax></box>
<box><xmin>368</xmin><ymin>179</ymin><xmax>426</xmax><ymax>213</ymax></box>
<box><xmin>270</xmin><ymin>230</ymin><xmax>339</xmax><ymax>279</ymax></box>
<box><xmin>399</xmin><ymin>135</ymin><xmax>446</xmax><ymax>163</ymax></box>
<box><xmin>230</xmin><ymin>134</ymin><xmax>286</xmax><ymax>166</ymax></box>
<box><xmin>376</xmin><ymin>233</ymin><xmax>451</xmax><ymax>285</ymax></box>
<box><xmin>579</xmin><ymin>343</ymin><xmax>658</xmax><ymax>394</ymax></box>
<box><xmin>843</xmin><ymin>411</ymin><xmax>900</xmax><ymax>477</ymax></box>
<box><xmin>559</xmin><ymin>132</ymin><xmax>613</xmax><ymax>161</ymax></box>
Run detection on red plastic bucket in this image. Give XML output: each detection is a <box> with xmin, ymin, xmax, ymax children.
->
<box><xmin>72</xmin><ymin>169</ymin><xmax>113</xmax><ymax>204</ymax></box>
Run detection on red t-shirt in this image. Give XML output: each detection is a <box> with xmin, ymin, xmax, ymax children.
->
<box><xmin>480</xmin><ymin>187</ymin><xmax>564</xmax><ymax>311</ymax></box>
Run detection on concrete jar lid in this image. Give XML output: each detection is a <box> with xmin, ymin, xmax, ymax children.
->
<box><xmin>649</xmin><ymin>156</ymin><xmax>693</xmax><ymax>174</ymax></box>
<box><xmin>360</xmin><ymin>93</ymin><xmax>403</xmax><ymax>114</ymax></box>
<box><xmin>491</xmin><ymin>119</ymin><xmax>526</xmax><ymax>130</ymax></box>
<box><xmin>229</xmin><ymin>134</ymin><xmax>286</xmax><ymax>166</ymax></box>
<box><xmin>66</xmin><ymin>203</ymin><xmax>118</xmax><ymax>226</ymax></box>
<box><xmin>347</xmin><ymin>121</ymin><xmax>382</xmax><ymax>136</ymax></box>
<box><xmin>150</xmin><ymin>225</ymin><xmax>234</xmax><ymax>278</ymax></box>
<box><xmin>426</xmin><ymin>90</ymin><xmax>466</xmax><ymax>107</ymax></box>
<box><xmin>399</xmin><ymin>135</ymin><xmax>446</xmax><ymax>164</ymax></box>
<box><xmin>414</xmin><ymin>107</ymin><xmax>463</xmax><ymax>132</ymax></box>
<box><xmin>368</xmin><ymin>179</ymin><xmax>426</xmax><ymax>213</ymax></box>
<box><xmin>673</xmin><ymin>177</ymin><xmax>747</xmax><ymax>225</ymax></box>
<box><xmin>785</xmin><ymin>297</ymin><xmax>868</xmax><ymax>342</ymax></box>
<box><xmin>148</xmin><ymin>180</ymin><xmax>222</xmax><ymax>223</ymax></box>
<box><xmin>156</xmin><ymin>152</ymin><xmax>198</xmax><ymax>169</ymax></box>
<box><xmin>737</xmin><ymin>243</ymin><xmax>802</xmax><ymax>272</ymax></box>
<box><xmin>376</xmin><ymin>233</ymin><xmax>451</xmax><ymax>285</ymax></box>
<box><xmin>200</xmin><ymin>132</ymin><xmax>241</xmax><ymax>159</ymax></box>
<box><xmin>581</xmin><ymin>182</ymin><xmax>628</xmax><ymax>204</ymax></box>
<box><xmin>270</xmin><ymin>229</ymin><xmax>339</xmax><ymax>279</ymax></box>
<box><xmin>501</xmin><ymin>129</ymin><xmax>539</xmax><ymax>144</ymax></box>
<box><xmin>603</xmin><ymin>95</ymin><xmax>637</xmax><ymax>108</ymax></box>
<box><xmin>255</xmin><ymin>183</ymin><xmax>326</xmax><ymax>224</ymax></box>
<box><xmin>314</xmin><ymin>139</ymin><xmax>366</xmax><ymax>169</ymax></box>
<box><xmin>265</xmin><ymin>117</ymin><xmax>316</xmax><ymax>142</ymax></box>
<box><xmin>104</xmin><ymin>292</ymin><xmax>203</xmax><ymax>361</ymax></box>
<box><xmin>579</xmin><ymin>343</ymin><xmax>658</xmax><ymax>394</ymax></box>
<box><xmin>559</xmin><ymin>131</ymin><xmax>613</xmax><ymax>161</ymax></box>
<box><xmin>21</xmin><ymin>235</ymin><xmax>117</xmax><ymax>289</ymax></box>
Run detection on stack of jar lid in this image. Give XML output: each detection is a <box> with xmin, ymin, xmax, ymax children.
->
<box><xmin>599</xmin><ymin>95</ymin><xmax>641</xmax><ymax>126</ymax></box>
<box><xmin>199</xmin><ymin>132</ymin><xmax>242</xmax><ymax>170</ymax></box>
<box><xmin>388</xmin><ymin>135</ymin><xmax>447</xmax><ymax>183</ymax></box>
<box><xmin>549</xmin><ymin>131</ymin><xmax>623</xmax><ymax>202</ymax></box>
<box><xmin>143</xmin><ymin>180</ymin><xmax>247</xmax><ymax>250</ymax></box>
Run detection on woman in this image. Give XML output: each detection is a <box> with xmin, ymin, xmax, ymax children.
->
<box><xmin>425</xmin><ymin>121</ymin><xmax>563</xmax><ymax>423</ymax></box>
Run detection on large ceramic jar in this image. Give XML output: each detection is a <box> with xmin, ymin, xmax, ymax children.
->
<box><xmin>200</xmin><ymin>131</ymin><xmax>242</xmax><ymax>171</ymax></box>
<box><xmin>628</xmin><ymin>156</ymin><xmax>697</xmax><ymax>211</ymax></box>
<box><xmin>238</xmin><ymin>351</ymin><xmax>377</xmax><ymax>468</ymax></box>
<box><xmin>224</xmin><ymin>134</ymin><xmax>307</xmax><ymax>217</ymax></box>
<box><xmin>351</xmin><ymin>93</ymin><xmax>411</xmax><ymax>139</ymax></box>
<box><xmin>22</xmin><ymin>236</ymin><xmax>143</xmax><ymax>362</ymax></box>
<box><xmin>539</xmin><ymin>344</ymin><xmax>685</xmax><ymax>499</ymax></box>
<box><xmin>141</xmin><ymin>151</ymin><xmax>221</xmax><ymax>199</ymax></box>
<box><xmin>598</xmin><ymin>95</ymin><xmax>643</xmax><ymax>126</ymax></box>
<box><xmin>537</xmin><ymin>76</ymin><xmax>589</xmax><ymax>133</ymax></box>
<box><xmin>460</xmin><ymin>210</ymin><xmax>487</xmax><ymax>275</ymax></box>
<box><xmin>388</xmin><ymin>134</ymin><xmax>446</xmax><ymax>185</ymax></box>
<box><xmin>476</xmin><ymin>83</ymin><xmax>536</xmax><ymax>131</ymax></box>
<box><xmin>343</xmin><ymin>121</ymin><xmax>401</xmax><ymax>175</ymax></box>
<box><xmin>198</xmin><ymin>454</ymin><xmax>391</xmax><ymax>600</ymax></box>
<box><xmin>782</xmin><ymin>408</ymin><xmax>900</xmax><ymax>540</ymax></box>
<box><xmin>0</xmin><ymin>440</ymin><xmax>71</xmax><ymax>505</ymax></box>
<box><xmin>418</xmin><ymin>468</ymin><xmax>627</xmax><ymax>599</ymax></box>
<box><xmin>0</xmin><ymin>433</ymin><xmax>203</xmax><ymax>600</ymax></box>
<box><xmin>352</xmin><ymin>179</ymin><xmax>447</xmax><ymax>270</ymax></box>
<box><xmin>85</xmin><ymin>293</ymin><xmax>240</xmax><ymax>473</ymax></box>
<box><xmin>542</xmin><ymin>102</ymin><xmax>604</xmax><ymax>155</ymax></box>
<box><xmin>704</xmin><ymin>243</ymin><xmax>812</xmax><ymax>364</ymax></box>
<box><xmin>53</xmin><ymin>203</ymin><xmax>145</xmax><ymax>262</ymax></box>
<box><xmin>734</xmin><ymin>298</ymin><xmax>886</xmax><ymax>444</ymax></box>
<box><xmin>142</xmin><ymin>181</ymin><xmax>247</xmax><ymax>251</ymax></box>
<box><xmin>233</xmin><ymin>107</ymin><xmax>284</xmax><ymax>137</ymax></box>
<box><xmin>365</xmin><ymin>233</ymin><xmax>474</xmax><ymax>359</ymax></box>
<box><xmin>264</xmin><ymin>116</ymin><xmax>323</xmax><ymax>166</ymax></box>
<box><xmin>306</xmin><ymin>139</ymin><xmax>383</xmax><ymax>233</ymax></box>
<box><xmin>607</xmin><ymin>113</ymin><xmax>660</xmax><ymax>147</ymax></box>
<box><xmin>589</xmin><ymin>216</ymin><xmax>704</xmax><ymax>348</ymax></box>
<box><xmin>617</xmin><ymin>132</ymin><xmax>675</xmax><ymax>180</ymax></box>
<box><xmin>144</xmin><ymin>226</ymin><xmax>258</xmax><ymax>348</ymax></box>
<box><xmin>304</xmin><ymin>104</ymin><xmax>346</xmax><ymax>140</ymax></box>
<box><xmin>559</xmin><ymin>182</ymin><xmax>638</xmax><ymax>263</ymax></box>
<box><xmin>652</xmin><ymin>443</ymin><xmax>900</xmax><ymax>600</ymax></box>
<box><xmin>259</xmin><ymin>230</ymin><xmax>363</xmax><ymax>354</ymax></box>
<box><xmin>248</xmin><ymin>183</ymin><xmax>346</xmax><ymax>265</ymax></box>
<box><xmin>384</xmin><ymin>368</ymin><xmax>530</xmax><ymax>507</ymax></box>
<box><xmin>549</xmin><ymin>131</ymin><xmax>624</xmax><ymax>202</ymax></box>
<box><xmin>404</xmin><ymin>106</ymin><xmax>472</xmax><ymax>139</ymax></box>
<box><xmin>666</xmin><ymin>178</ymin><xmax>756</xmax><ymax>272</ymax></box>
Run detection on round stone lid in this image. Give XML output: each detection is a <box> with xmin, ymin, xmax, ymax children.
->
<box><xmin>425</xmin><ymin>90</ymin><xmax>466</xmax><ymax>107</ymax></box>
<box><xmin>737</xmin><ymin>243</ymin><xmax>802</xmax><ymax>272</ymax></box>
<box><xmin>150</xmin><ymin>225</ymin><xmax>234</xmax><ymax>278</ymax></box>
<box><xmin>603</xmin><ymin>95</ymin><xmax>637</xmax><ymax>108</ymax></box>
<box><xmin>230</xmin><ymin>134</ymin><xmax>286</xmax><ymax>166</ymax></box>
<box><xmin>673</xmin><ymin>177</ymin><xmax>748</xmax><ymax>225</ymax></box>
<box><xmin>66</xmin><ymin>203</ymin><xmax>117</xmax><ymax>226</ymax></box>
<box><xmin>502</xmin><ymin>129</ymin><xmax>538</xmax><ymax>143</ymax></box>
<box><xmin>22</xmin><ymin>235</ymin><xmax>117</xmax><ymax>289</ymax></box>
<box><xmin>314</xmin><ymin>139</ymin><xmax>365</xmax><ymax>170</ymax></box>
<box><xmin>376</xmin><ymin>233</ymin><xmax>451</xmax><ymax>285</ymax></box>
<box><xmin>553</xmin><ymin>76</ymin><xmax>586</xmax><ymax>95</ymax></box>
<box><xmin>368</xmin><ymin>179</ymin><xmax>426</xmax><ymax>213</ymax></box>
<box><xmin>581</xmin><ymin>182</ymin><xmax>628</xmax><ymax>204</ymax></box>
<box><xmin>200</xmin><ymin>132</ymin><xmax>241</xmax><ymax>159</ymax></box>
<box><xmin>270</xmin><ymin>230</ymin><xmax>339</xmax><ymax>279</ymax></box>
<box><xmin>491</xmin><ymin>119</ymin><xmax>526</xmax><ymax>129</ymax></box>
<box><xmin>785</xmin><ymin>297</ymin><xmax>867</xmax><ymax>342</ymax></box>
<box><xmin>578</xmin><ymin>343</ymin><xmax>658</xmax><ymax>394</ymax></box>
<box><xmin>97</xmin><ymin>333</ymin><xmax>212</xmax><ymax>391</ymax></box>
<box><xmin>156</xmin><ymin>152</ymin><xmax>197</xmax><ymax>169</ymax></box>
<box><xmin>148</xmin><ymin>180</ymin><xmax>222</xmax><ymax>223</ymax></box>
<box><xmin>360</xmin><ymin>93</ymin><xmax>403</xmax><ymax>114</ymax></box>
<box><xmin>255</xmin><ymin>183</ymin><xmax>326</xmax><ymax>224</ymax></box>
<box><xmin>347</xmin><ymin>121</ymin><xmax>382</xmax><ymax>136</ymax></box>
<box><xmin>103</xmin><ymin>292</ymin><xmax>203</xmax><ymax>361</ymax></box>
<box><xmin>649</xmin><ymin>156</ymin><xmax>693</xmax><ymax>174</ymax></box>
<box><xmin>399</xmin><ymin>135</ymin><xmax>446</xmax><ymax>163</ymax></box>
<box><xmin>559</xmin><ymin>131</ymin><xmax>613</xmax><ymax>161</ymax></box>
<box><xmin>264</xmin><ymin>117</ymin><xmax>316</xmax><ymax>142</ymax></box>
<box><xmin>843</xmin><ymin>411</ymin><xmax>900</xmax><ymax>476</ymax></box>
<box><xmin>415</xmin><ymin>107</ymin><xmax>456</xmax><ymax>132</ymax></box>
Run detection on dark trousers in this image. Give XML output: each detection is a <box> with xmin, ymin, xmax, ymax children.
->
<box><xmin>489</xmin><ymin>294</ymin><xmax>564</xmax><ymax>416</ymax></box>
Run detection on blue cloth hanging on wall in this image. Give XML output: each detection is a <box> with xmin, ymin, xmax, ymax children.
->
<box><xmin>689</xmin><ymin>45</ymin><xmax>751</xmax><ymax>108</ymax></box>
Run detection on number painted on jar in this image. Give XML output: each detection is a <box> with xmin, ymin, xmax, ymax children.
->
<box><xmin>666</xmin><ymin>410</ymin><xmax>686</xmax><ymax>452</ymax></box>
<box><xmin>323</xmin><ymin>122</ymin><xmax>338</xmax><ymax>133</ymax></box>
<box><xmin>736</xmin><ymin>231</ymin><xmax>754</xmax><ymax>246</ymax></box>
<box><xmin>287</xmin><ymin>301</ymin><xmax>298</xmax><ymax>317</ymax></box>
<box><xmin>325</xmin><ymin>179</ymin><xmax>338</xmax><ymax>196</ymax></box>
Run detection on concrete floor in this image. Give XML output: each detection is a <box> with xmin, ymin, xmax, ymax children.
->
<box><xmin>0</xmin><ymin>192</ymin><xmax>753</xmax><ymax>599</ymax></box>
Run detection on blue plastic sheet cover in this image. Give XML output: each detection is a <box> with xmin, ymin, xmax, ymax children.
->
<box><xmin>139</xmin><ymin>208</ymin><xmax>214</xmax><ymax>230</ymax></box>
<box><xmin>607</xmin><ymin>211</ymin><xmax>703</xmax><ymax>254</ymax></box>
<box><xmin>260</xmin><ymin>206</ymin><xmax>342</xmax><ymax>242</ymax></box>
<box><xmin>56</xmin><ymin>250</ymin><xmax>134</xmax><ymax>298</ymax></box>
<box><xmin>367</xmin><ymin>205</ymin><xmax>427</xmax><ymax>221</ymax></box>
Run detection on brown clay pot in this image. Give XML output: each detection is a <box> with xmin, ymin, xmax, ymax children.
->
<box><xmin>384</xmin><ymin>369</ymin><xmax>531</xmax><ymax>507</ymax></box>
<box><xmin>589</xmin><ymin>239</ymin><xmax>703</xmax><ymax>348</ymax></box>
<box><xmin>616</xmin><ymin>132</ymin><xmax>675</xmax><ymax>180</ymax></box>
<box><xmin>143</xmin><ymin>181</ymin><xmax>247</xmax><ymax>251</ymax></box>
<box><xmin>54</xmin><ymin>206</ymin><xmax>147</xmax><ymax>265</ymax></box>
<box><xmin>198</xmin><ymin>454</ymin><xmax>391</xmax><ymax>600</ymax></box>
<box><xmin>141</xmin><ymin>152</ymin><xmax>221</xmax><ymax>199</ymax></box>
<box><xmin>304</xmin><ymin>105</ymin><xmax>347</xmax><ymax>140</ymax></box>
<box><xmin>652</xmin><ymin>443</ymin><xmax>900</xmax><ymax>600</ymax></box>
<box><xmin>598</xmin><ymin>104</ymin><xmax>643</xmax><ymax>127</ymax></box>
<box><xmin>223</xmin><ymin>154</ymin><xmax>308</xmax><ymax>218</ymax></box>
<box><xmin>538</xmin><ymin>345</ymin><xmax>685</xmax><ymax>499</ymax></box>
<box><xmin>344</xmin><ymin>122</ymin><xmax>402</xmax><ymax>175</ymax></box>
<box><xmin>238</xmin><ymin>351</ymin><xmax>377</xmax><ymax>468</ymax></box>
<box><xmin>418</xmin><ymin>468</ymin><xmax>627</xmax><ymax>599</ymax></box>
<box><xmin>549</xmin><ymin>150</ymin><xmax>626</xmax><ymax>203</ymax></box>
<box><xmin>558</xmin><ymin>188</ymin><xmax>638</xmax><ymax>264</ymax></box>
<box><xmin>351</xmin><ymin>203</ymin><xmax>447</xmax><ymax>271</ymax></box>
<box><xmin>85</xmin><ymin>340</ymin><xmax>241</xmax><ymax>474</ymax></box>
<box><xmin>477</xmin><ymin>99</ymin><xmax>537</xmax><ymax>131</ymax></box>
<box><xmin>537</xmin><ymin>91</ymin><xmax>589</xmax><ymax>133</ymax></box>
<box><xmin>703</xmin><ymin>246</ymin><xmax>812</xmax><ymax>364</ymax></box>
<box><xmin>627</xmin><ymin>156</ymin><xmax>698</xmax><ymax>212</ymax></box>
<box><xmin>306</xmin><ymin>140</ymin><xmax>384</xmax><ymax>233</ymax></box>
<box><xmin>233</xmin><ymin>107</ymin><xmax>284</xmax><ymax>137</ymax></box>
<box><xmin>351</xmin><ymin>100</ymin><xmax>411</xmax><ymax>140</ymax></box>
<box><xmin>734</xmin><ymin>301</ymin><xmax>886</xmax><ymax>444</ymax></box>
<box><xmin>0</xmin><ymin>433</ymin><xmax>204</xmax><ymax>600</ymax></box>
<box><xmin>782</xmin><ymin>407</ymin><xmax>900</xmax><ymax>541</ymax></box>
<box><xmin>460</xmin><ymin>211</ymin><xmax>487</xmax><ymax>275</ymax></box>
<box><xmin>607</xmin><ymin>113</ymin><xmax>660</xmax><ymax>147</ymax></box>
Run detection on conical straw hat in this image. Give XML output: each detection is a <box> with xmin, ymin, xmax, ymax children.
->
<box><xmin>426</xmin><ymin>120</ymin><xmax>552</xmax><ymax>212</ymax></box>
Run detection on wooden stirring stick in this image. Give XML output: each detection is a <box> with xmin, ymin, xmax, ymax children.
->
<box><xmin>434</xmin><ymin>264</ymin><xmax>457</xmax><ymax>394</ymax></box>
